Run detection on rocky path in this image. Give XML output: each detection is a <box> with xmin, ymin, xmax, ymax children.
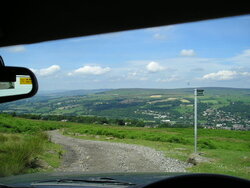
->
<box><xmin>48</xmin><ymin>130</ymin><xmax>190</xmax><ymax>173</ymax></box>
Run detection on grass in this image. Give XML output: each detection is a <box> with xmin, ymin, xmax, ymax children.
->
<box><xmin>37</xmin><ymin>140</ymin><xmax>64</xmax><ymax>170</ymax></box>
<box><xmin>189</xmin><ymin>149</ymin><xmax>250</xmax><ymax>178</ymax></box>
<box><xmin>0</xmin><ymin>133</ymin><xmax>40</xmax><ymax>176</ymax></box>
<box><xmin>0</xmin><ymin>132</ymin><xmax>64</xmax><ymax>177</ymax></box>
<box><xmin>0</xmin><ymin>114</ymin><xmax>66</xmax><ymax>177</ymax></box>
<box><xmin>63</xmin><ymin>124</ymin><xmax>250</xmax><ymax>150</ymax></box>
<box><xmin>0</xmin><ymin>114</ymin><xmax>69</xmax><ymax>133</ymax></box>
<box><xmin>63</xmin><ymin>124</ymin><xmax>191</xmax><ymax>144</ymax></box>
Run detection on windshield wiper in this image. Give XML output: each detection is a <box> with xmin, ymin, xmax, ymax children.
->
<box><xmin>34</xmin><ymin>177</ymin><xmax>136</xmax><ymax>186</ymax></box>
<box><xmin>0</xmin><ymin>184</ymin><xmax>28</xmax><ymax>188</ymax></box>
<box><xmin>0</xmin><ymin>184</ymin><xmax>12</xmax><ymax>188</ymax></box>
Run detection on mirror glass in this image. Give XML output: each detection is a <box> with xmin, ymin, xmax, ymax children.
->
<box><xmin>0</xmin><ymin>75</ymin><xmax>33</xmax><ymax>97</ymax></box>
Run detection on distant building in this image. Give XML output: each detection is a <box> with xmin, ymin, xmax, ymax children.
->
<box><xmin>232</xmin><ymin>124</ymin><xmax>245</xmax><ymax>130</ymax></box>
<box><xmin>216</xmin><ymin>124</ymin><xmax>223</xmax><ymax>128</ymax></box>
<box><xmin>161</xmin><ymin>120</ymin><xmax>171</xmax><ymax>123</ymax></box>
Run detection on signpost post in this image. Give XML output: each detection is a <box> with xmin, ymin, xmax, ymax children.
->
<box><xmin>194</xmin><ymin>89</ymin><xmax>204</xmax><ymax>153</ymax></box>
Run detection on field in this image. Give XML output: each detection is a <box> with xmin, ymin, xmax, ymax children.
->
<box><xmin>0</xmin><ymin>114</ymin><xmax>249</xmax><ymax>179</ymax></box>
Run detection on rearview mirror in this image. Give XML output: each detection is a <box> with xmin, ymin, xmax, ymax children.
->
<box><xmin>0</xmin><ymin>65</ymin><xmax>38</xmax><ymax>103</ymax></box>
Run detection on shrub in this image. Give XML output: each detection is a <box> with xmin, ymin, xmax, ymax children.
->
<box><xmin>199</xmin><ymin>139</ymin><xmax>217</xmax><ymax>149</ymax></box>
<box><xmin>0</xmin><ymin>134</ymin><xmax>8</xmax><ymax>142</ymax></box>
<box><xmin>167</xmin><ymin>136</ymin><xmax>189</xmax><ymax>144</ymax></box>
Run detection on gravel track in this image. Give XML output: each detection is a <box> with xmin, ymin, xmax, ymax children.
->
<box><xmin>48</xmin><ymin>130</ymin><xmax>190</xmax><ymax>173</ymax></box>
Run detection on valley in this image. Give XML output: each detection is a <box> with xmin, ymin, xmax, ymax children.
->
<box><xmin>1</xmin><ymin>87</ymin><xmax>249</xmax><ymax>130</ymax></box>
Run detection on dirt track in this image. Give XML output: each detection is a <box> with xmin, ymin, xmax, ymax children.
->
<box><xmin>48</xmin><ymin>130</ymin><xmax>190</xmax><ymax>173</ymax></box>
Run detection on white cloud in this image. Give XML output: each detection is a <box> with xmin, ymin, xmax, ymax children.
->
<box><xmin>228</xmin><ymin>49</ymin><xmax>250</xmax><ymax>67</ymax></box>
<box><xmin>126</xmin><ymin>71</ymin><xmax>138</xmax><ymax>79</ymax></box>
<box><xmin>153</xmin><ymin>33</ymin><xmax>166</xmax><ymax>40</ymax></box>
<box><xmin>190</xmin><ymin>67</ymin><xmax>204</xmax><ymax>72</ymax></box>
<box><xmin>237</xmin><ymin>49</ymin><xmax>250</xmax><ymax>58</ymax></box>
<box><xmin>146</xmin><ymin>61</ymin><xmax>165</xmax><ymax>73</ymax></box>
<box><xmin>5</xmin><ymin>45</ymin><xmax>26</xmax><ymax>53</ymax></box>
<box><xmin>126</xmin><ymin>71</ymin><xmax>148</xmax><ymax>81</ymax></box>
<box><xmin>147</xmin><ymin>25</ymin><xmax>175</xmax><ymax>32</ymax></box>
<box><xmin>180</xmin><ymin>49</ymin><xmax>196</xmax><ymax>57</ymax></box>
<box><xmin>156</xmin><ymin>75</ymin><xmax>180</xmax><ymax>83</ymax></box>
<box><xmin>31</xmin><ymin>65</ymin><xmax>61</xmax><ymax>77</ymax></box>
<box><xmin>202</xmin><ymin>70</ymin><xmax>250</xmax><ymax>80</ymax></box>
<box><xmin>69</xmin><ymin>65</ymin><xmax>111</xmax><ymax>76</ymax></box>
<box><xmin>146</xmin><ymin>25</ymin><xmax>175</xmax><ymax>41</ymax></box>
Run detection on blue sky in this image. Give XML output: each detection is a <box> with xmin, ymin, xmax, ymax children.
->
<box><xmin>1</xmin><ymin>15</ymin><xmax>250</xmax><ymax>91</ymax></box>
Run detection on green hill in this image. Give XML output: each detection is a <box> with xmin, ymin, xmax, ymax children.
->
<box><xmin>0</xmin><ymin>87</ymin><xmax>249</xmax><ymax>129</ymax></box>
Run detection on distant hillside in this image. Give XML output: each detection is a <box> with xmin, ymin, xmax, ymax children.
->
<box><xmin>101</xmin><ymin>88</ymin><xmax>193</xmax><ymax>96</ymax></box>
<box><xmin>0</xmin><ymin>87</ymin><xmax>249</xmax><ymax>129</ymax></box>
<box><xmin>101</xmin><ymin>87</ymin><xmax>250</xmax><ymax>96</ymax></box>
<box><xmin>37</xmin><ymin>89</ymin><xmax>112</xmax><ymax>97</ymax></box>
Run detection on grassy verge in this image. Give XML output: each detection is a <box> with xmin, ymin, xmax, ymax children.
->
<box><xmin>0</xmin><ymin>132</ymin><xmax>63</xmax><ymax>177</ymax></box>
<box><xmin>0</xmin><ymin>114</ymin><xmax>66</xmax><ymax>177</ymax></box>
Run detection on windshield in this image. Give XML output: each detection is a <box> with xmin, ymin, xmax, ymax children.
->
<box><xmin>0</xmin><ymin>15</ymin><xmax>250</xmax><ymax>182</ymax></box>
